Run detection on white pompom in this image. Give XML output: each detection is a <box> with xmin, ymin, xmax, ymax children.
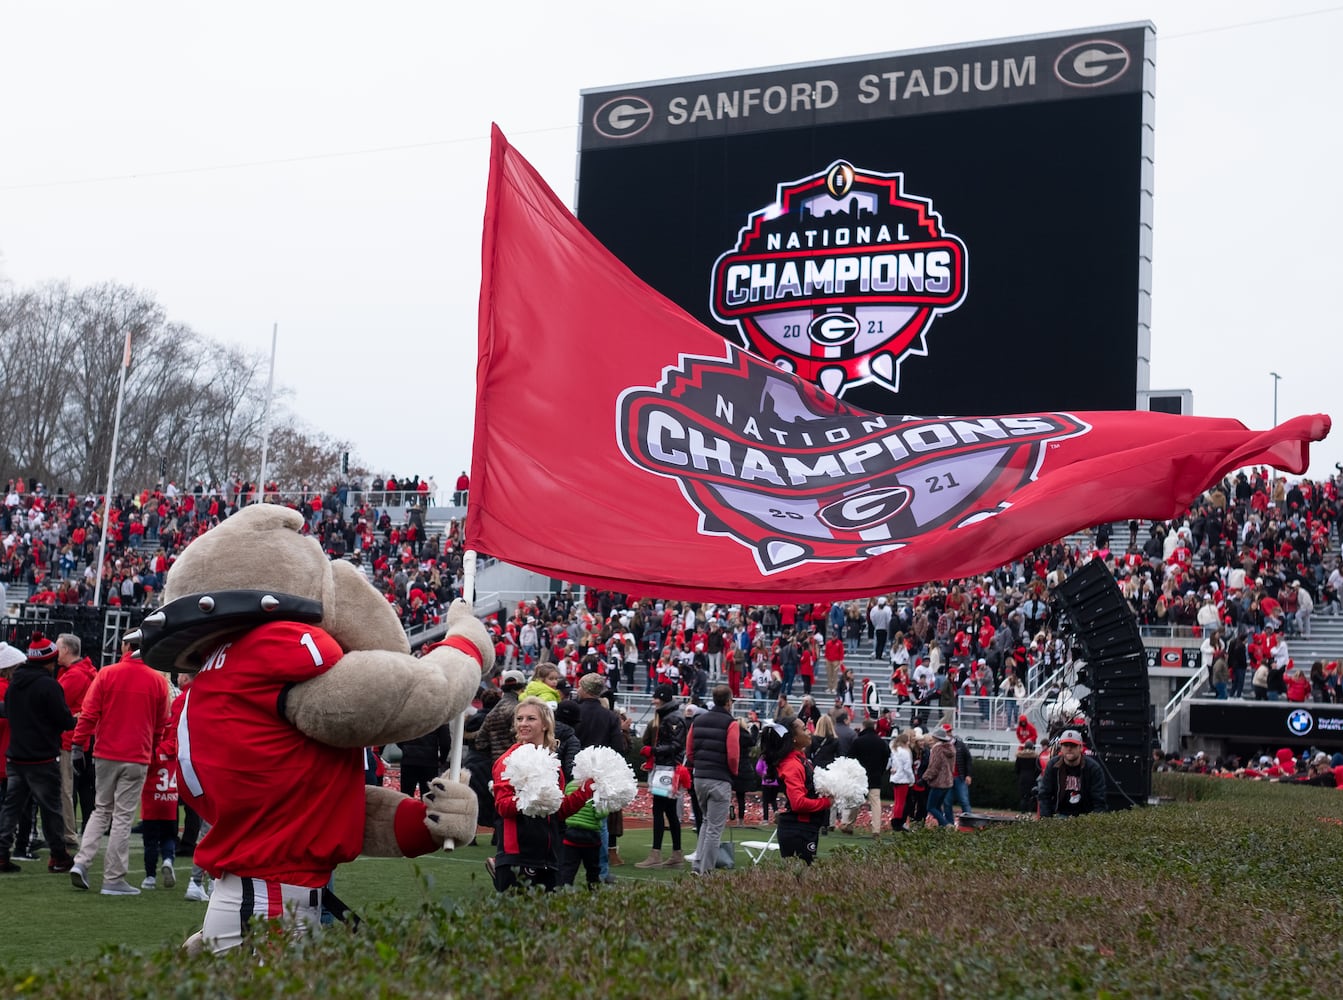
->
<box><xmin>502</xmin><ymin>743</ymin><xmax>564</xmax><ymax>816</ymax></box>
<box><xmin>814</xmin><ymin>757</ymin><xmax>868</xmax><ymax>812</ymax></box>
<box><xmin>573</xmin><ymin>745</ymin><xmax>638</xmax><ymax>814</ymax></box>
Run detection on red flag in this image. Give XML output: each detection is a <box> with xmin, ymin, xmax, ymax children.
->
<box><xmin>470</xmin><ymin>126</ymin><xmax>1329</xmax><ymax>602</ymax></box>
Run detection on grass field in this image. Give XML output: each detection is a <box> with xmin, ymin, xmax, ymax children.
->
<box><xmin>4</xmin><ymin>776</ymin><xmax>1343</xmax><ymax>998</ymax></box>
<box><xmin>0</xmin><ymin>819</ymin><xmax>799</xmax><ymax>969</ymax></box>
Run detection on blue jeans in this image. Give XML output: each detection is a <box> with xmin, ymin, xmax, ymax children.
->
<box><xmin>927</xmin><ymin>787</ymin><xmax>953</xmax><ymax>827</ymax></box>
<box><xmin>1214</xmin><ymin>681</ymin><xmax>1228</xmax><ymax>699</ymax></box>
<box><xmin>598</xmin><ymin>817</ymin><xmax>609</xmax><ymax>878</ymax></box>
<box><xmin>953</xmin><ymin>776</ymin><xmax>972</xmax><ymax>815</ymax></box>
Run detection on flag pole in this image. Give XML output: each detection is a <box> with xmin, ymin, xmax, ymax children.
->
<box><xmin>93</xmin><ymin>332</ymin><xmax>132</xmax><ymax>608</ymax></box>
<box><xmin>447</xmin><ymin>549</ymin><xmax>478</xmax><ymax>784</ymax></box>
<box><xmin>441</xmin><ymin>549</ymin><xmax>477</xmax><ymax>851</ymax></box>
<box><xmin>255</xmin><ymin>323</ymin><xmax>278</xmax><ymax>503</ymax></box>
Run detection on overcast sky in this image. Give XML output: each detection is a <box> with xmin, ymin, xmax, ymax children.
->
<box><xmin>2</xmin><ymin>1</ymin><xmax>1339</xmax><ymax>484</ymax></box>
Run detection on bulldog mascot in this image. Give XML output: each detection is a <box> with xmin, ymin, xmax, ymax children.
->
<box><xmin>135</xmin><ymin>504</ymin><xmax>491</xmax><ymax>953</ymax></box>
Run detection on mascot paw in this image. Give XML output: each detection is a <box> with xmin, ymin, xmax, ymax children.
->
<box><xmin>423</xmin><ymin>775</ymin><xmax>478</xmax><ymax>849</ymax></box>
<box><xmin>444</xmin><ymin>599</ymin><xmax>495</xmax><ymax>673</ymax></box>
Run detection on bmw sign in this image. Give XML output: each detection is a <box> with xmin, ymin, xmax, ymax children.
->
<box><xmin>1287</xmin><ymin>709</ymin><xmax>1314</xmax><ymax>737</ymax></box>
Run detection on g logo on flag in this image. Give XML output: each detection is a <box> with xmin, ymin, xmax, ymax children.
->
<box><xmin>617</xmin><ymin>346</ymin><xmax>1089</xmax><ymax>573</ymax></box>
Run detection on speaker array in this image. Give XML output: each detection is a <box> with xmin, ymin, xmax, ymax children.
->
<box><xmin>1051</xmin><ymin>561</ymin><xmax>1153</xmax><ymax>808</ymax></box>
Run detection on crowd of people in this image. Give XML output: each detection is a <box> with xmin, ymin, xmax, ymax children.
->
<box><xmin>3</xmin><ymin>462</ymin><xmax>1342</xmax><ymax>896</ymax></box>
<box><xmin>0</xmin><ymin>475</ymin><xmax>472</xmax><ymax>635</ymax></box>
<box><xmin>1152</xmin><ymin>745</ymin><xmax>1343</xmax><ymax>786</ymax></box>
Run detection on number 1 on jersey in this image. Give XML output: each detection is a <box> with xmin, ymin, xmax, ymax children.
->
<box><xmin>299</xmin><ymin>631</ymin><xmax>324</xmax><ymax>667</ymax></box>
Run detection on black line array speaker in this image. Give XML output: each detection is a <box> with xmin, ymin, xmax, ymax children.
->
<box><xmin>1097</xmin><ymin>753</ymin><xmax>1151</xmax><ymax>811</ymax></box>
<box><xmin>1051</xmin><ymin>561</ymin><xmax>1153</xmax><ymax>808</ymax></box>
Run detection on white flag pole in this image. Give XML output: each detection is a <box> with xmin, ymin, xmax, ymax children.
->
<box><xmin>442</xmin><ymin>549</ymin><xmax>477</xmax><ymax>850</ymax></box>
<box><xmin>447</xmin><ymin>549</ymin><xmax>478</xmax><ymax>784</ymax></box>
<box><xmin>93</xmin><ymin>332</ymin><xmax>132</xmax><ymax>608</ymax></box>
<box><xmin>255</xmin><ymin>323</ymin><xmax>278</xmax><ymax>503</ymax></box>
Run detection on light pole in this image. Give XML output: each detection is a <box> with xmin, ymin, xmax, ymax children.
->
<box><xmin>1269</xmin><ymin>371</ymin><xmax>1281</xmax><ymax>426</ymax></box>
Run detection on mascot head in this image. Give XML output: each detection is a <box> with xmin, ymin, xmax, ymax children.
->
<box><xmin>138</xmin><ymin>504</ymin><xmax>407</xmax><ymax>671</ymax></box>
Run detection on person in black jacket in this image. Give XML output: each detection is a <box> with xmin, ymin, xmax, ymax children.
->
<box><xmin>851</xmin><ymin>717</ymin><xmax>891</xmax><ymax>837</ymax></box>
<box><xmin>635</xmin><ymin>684</ymin><xmax>687</xmax><ymax>869</ymax></box>
<box><xmin>686</xmin><ymin>685</ymin><xmax>741</xmax><ymax>876</ymax></box>
<box><xmin>1037</xmin><ymin>731</ymin><xmax>1107</xmax><ymax>818</ymax></box>
<box><xmin>551</xmin><ymin>702</ymin><xmax>583</xmax><ymax>782</ymax></box>
<box><xmin>0</xmin><ymin>635</ymin><xmax>77</xmax><ymax>873</ymax></box>
<box><xmin>398</xmin><ymin>723</ymin><xmax>452</xmax><ymax>798</ymax></box>
<box><xmin>1014</xmin><ymin>741</ymin><xmax>1040</xmax><ymax>813</ymax></box>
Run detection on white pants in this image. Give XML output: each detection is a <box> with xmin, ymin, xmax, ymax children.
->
<box><xmin>197</xmin><ymin>872</ymin><xmax>324</xmax><ymax>954</ymax></box>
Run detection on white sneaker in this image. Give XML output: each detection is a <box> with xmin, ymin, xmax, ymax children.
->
<box><xmin>141</xmin><ymin>876</ymin><xmax>157</xmax><ymax>890</ymax></box>
<box><xmin>70</xmin><ymin>864</ymin><xmax>90</xmax><ymax>891</ymax></box>
<box><xmin>100</xmin><ymin>879</ymin><xmax>141</xmax><ymax>896</ymax></box>
<box><xmin>161</xmin><ymin>862</ymin><xmax>176</xmax><ymax>888</ymax></box>
<box><xmin>184</xmin><ymin>880</ymin><xmax>209</xmax><ymax>902</ymax></box>
<box><xmin>684</xmin><ymin>851</ymin><xmax>699</xmax><ymax>862</ymax></box>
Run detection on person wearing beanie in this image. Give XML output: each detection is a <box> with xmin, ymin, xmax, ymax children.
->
<box><xmin>923</xmin><ymin>729</ymin><xmax>957</xmax><ymax>827</ymax></box>
<box><xmin>635</xmin><ymin>683</ymin><xmax>687</xmax><ymax>870</ymax></box>
<box><xmin>476</xmin><ymin>669</ymin><xmax>527</xmax><ymax>765</ymax></box>
<box><xmin>0</xmin><ymin>634</ymin><xmax>77</xmax><ymax>874</ymax></box>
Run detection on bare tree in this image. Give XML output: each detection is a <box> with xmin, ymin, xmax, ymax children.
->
<box><xmin>0</xmin><ymin>280</ymin><xmax>360</xmax><ymax>492</ymax></box>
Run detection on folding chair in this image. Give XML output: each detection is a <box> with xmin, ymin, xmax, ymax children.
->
<box><xmin>739</xmin><ymin>825</ymin><xmax>780</xmax><ymax>865</ymax></box>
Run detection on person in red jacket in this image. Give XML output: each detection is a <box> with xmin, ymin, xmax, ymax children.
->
<box><xmin>1016</xmin><ymin>715</ymin><xmax>1039</xmax><ymax>748</ymax></box>
<box><xmin>69</xmin><ymin>638</ymin><xmax>171</xmax><ymax>896</ymax></box>
<box><xmin>760</xmin><ymin>716</ymin><xmax>832</xmax><ymax>865</ymax></box>
<box><xmin>798</xmin><ymin>634</ymin><xmax>817</xmax><ymax>696</ymax></box>
<box><xmin>56</xmin><ymin>634</ymin><xmax>98</xmax><ymax>856</ymax></box>
<box><xmin>824</xmin><ymin>634</ymin><xmax>845</xmax><ymax>694</ymax></box>
<box><xmin>1285</xmin><ymin>670</ymin><xmax>1312</xmax><ymax>703</ymax></box>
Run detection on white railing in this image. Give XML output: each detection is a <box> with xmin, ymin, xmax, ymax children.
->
<box><xmin>955</xmin><ymin>694</ymin><xmax>1028</xmax><ymax>733</ymax></box>
<box><xmin>1018</xmin><ymin>663</ymin><xmax>1070</xmax><ymax>722</ymax></box>
<box><xmin>1160</xmin><ymin>664</ymin><xmax>1208</xmax><ymax>753</ymax></box>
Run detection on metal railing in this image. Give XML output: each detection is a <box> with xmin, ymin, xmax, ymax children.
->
<box><xmin>955</xmin><ymin>694</ymin><xmax>1028</xmax><ymax>732</ymax></box>
<box><xmin>1160</xmin><ymin>665</ymin><xmax>1208</xmax><ymax>753</ymax></box>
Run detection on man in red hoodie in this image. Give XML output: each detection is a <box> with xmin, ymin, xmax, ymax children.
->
<box><xmin>56</xmin><ymin>634</ymin><xmax>98</xmax><ymax>856</ymax></box>
<box><xmin>69</xmin><ymin>638</ymin><xmax>171</xmax><ymax>896</ymax></box>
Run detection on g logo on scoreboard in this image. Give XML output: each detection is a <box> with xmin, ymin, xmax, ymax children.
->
<box><xmin>592</xmin><ymin>95</ymin><xmax>655</xmax><ymax>140</ymax></box>
<box><xmin>1054</xmin><ymin>40</ymin><xmax>1132</xmax><ymax>89</ymax></box>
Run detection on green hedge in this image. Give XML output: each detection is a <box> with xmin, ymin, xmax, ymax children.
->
<box><xmin>969</xmin><ymin>758</ymin><xmax>1024</xmax><ymax>810</ymax></box>
<box><xmin>6</xmin><ymin>776</ymin><xmax>1343</xmax><ymax>997</ymax></box>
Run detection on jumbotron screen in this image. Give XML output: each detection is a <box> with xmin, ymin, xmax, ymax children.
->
<box><xmin>577</xmin><ymin>24</ymin><xmax>1154</xmax><ymax>416</ymax></box>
